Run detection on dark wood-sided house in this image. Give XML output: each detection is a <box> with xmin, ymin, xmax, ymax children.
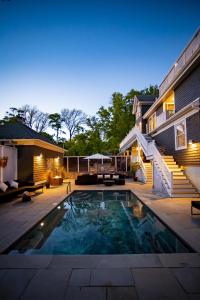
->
<box><xmin>0</xmin><ymin>123</ymin><xmax>64</xmax><ymax>185</ymax></box>
<box><xmin>120</xmin><ymin>28</ymin><xmax>200</xmax><ymax>197</ymax></box>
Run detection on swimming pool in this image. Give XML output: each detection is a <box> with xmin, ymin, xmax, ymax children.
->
<box><xmin>7</xmin><ymin>190</ymin><xmax>193</xmax><ymax>254</ymax></box>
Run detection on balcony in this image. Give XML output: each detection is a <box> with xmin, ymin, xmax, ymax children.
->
<box><xmin>156</xmin><ymin>110</ymin><xmax>175</xmax><ymax>128</ymax></box>
<box><xmin>159</xmin><ymin>29</ymin><xmax>200</xmax><ymax>97</ymax></box>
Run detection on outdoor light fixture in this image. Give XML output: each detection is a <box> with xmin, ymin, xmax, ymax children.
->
<box><xmin>40</xmin><ymin>222</ymin><xmax>44</xmax><ymax>227</ymax></box>
<box><xmin>188</xmin><ymin>139</ymin><xmax>193</xmax><ymax>144</ymax></box>
<box><xmin>37</xmin><ymin>153</ymin><xmax>43</xmax><ymax>160</ymax></box>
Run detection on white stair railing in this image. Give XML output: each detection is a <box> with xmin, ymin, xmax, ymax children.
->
<box><xmin>120</xmin><ymin>125</ymin><xmax>173</xmax><ymax>196</ymax></box>
<box><xmin>138</xmin><ymin>155</ymin><xmax>147</xmax><ymax>183</ymax></box>
<box><xmin>149</xmin><ymin>141</ymin><xmax>173</xmax><ymax>196</ymax></box>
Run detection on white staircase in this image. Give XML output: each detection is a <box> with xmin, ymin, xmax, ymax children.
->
<box><xmin>163</xmin><ymin>156</ymin><xmax>199</xmax><ymax>197</ymax></box>
<box><xmin>120</xmin><ymin>126</ymin><xmax>200</xmax><ymax>197</ymax></box>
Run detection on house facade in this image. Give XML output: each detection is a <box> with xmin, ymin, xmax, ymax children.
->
<box><xmin>0</xmin><ymin>123</ymin><xmax>64</xmax><ymax>185</ymax></box>
<box><xmin>120</xmin><ymin>28</ymin><xmax>200</xmax><ymax>197</ymax></box>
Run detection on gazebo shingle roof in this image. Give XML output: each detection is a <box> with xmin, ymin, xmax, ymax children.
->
<box><xmin>0</xmin><ymin>122</ymin><xmax>57</xmax><ymax>146</ymax></box>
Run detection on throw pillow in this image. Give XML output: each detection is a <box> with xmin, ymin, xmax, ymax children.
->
<box><xmin>0</xmin><ymin>182</ymin><xmax>8</xmax><ymax>192</ymax></box>
<box><xmin>9</xmin><ymin>180</ymin><xmax>19</xmax><ymax>189</ymax></box>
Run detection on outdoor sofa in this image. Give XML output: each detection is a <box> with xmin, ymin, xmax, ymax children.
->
<box><xmin>0</xmin><ymin>181</ymin><xmax>44</xmax><ymax>201</ymax></box>
<box><xmin>75</xmin><ymin>174</ymin><xmax>125</xmax><ymax>185</ymax></box>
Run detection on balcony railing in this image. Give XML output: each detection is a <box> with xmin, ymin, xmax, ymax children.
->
<box><xmin>156</xmin><ymin>110</ymin><xmax>175</xmax><ymax>128</ymax></box>
<box><xmin>159</xmin><ymin>29</ymin><xmax>200</xmax><ymax>97</ymax></box>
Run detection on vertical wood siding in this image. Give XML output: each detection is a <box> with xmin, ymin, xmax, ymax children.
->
<box><xmin>174</xmin><ymin>64</ymin><xmax>200</xmax><ymax>112</ymax></box>
<box><xmin>153</xmin><ymin>112</ymin><xmax>200</xmax><ymax>166</ymax></box>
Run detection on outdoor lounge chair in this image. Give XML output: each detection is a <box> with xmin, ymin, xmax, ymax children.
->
<box><xmin>191</xmin><ymin>201</ymin><xmax>200</xmax><ymax>215</ymax></box>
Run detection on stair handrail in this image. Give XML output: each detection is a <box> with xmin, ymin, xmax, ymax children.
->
<box><xmin>150</xmin><ymin>141</ymin><xmax>173</xmax><ymax>195</ymax></box>
<box><xmin>120</xmin><ymin>126</ymin><xmax>137</xmax><ymax>150</ymax></box>
<box><xmin>138</xmin><ymin>154</ymin><xmax>147</xmax><ymax>183</ymax></box>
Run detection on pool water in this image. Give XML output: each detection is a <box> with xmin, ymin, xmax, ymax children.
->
<box><xmin>8</xmin><ymin>191</ymin><xmax>192</xmax><ymax>254</ymax></box>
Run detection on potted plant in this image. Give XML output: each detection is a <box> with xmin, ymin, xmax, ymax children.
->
<box><xmin>130</xmin><ymin>162</ymin><xmax>140</xmax><ymax>181</ymax></box>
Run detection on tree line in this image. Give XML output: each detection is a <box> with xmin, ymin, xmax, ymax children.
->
<box><xmin>0</xmin><ymin>85</ymin><xmax>159</xmax><ymax>155</ymax></box>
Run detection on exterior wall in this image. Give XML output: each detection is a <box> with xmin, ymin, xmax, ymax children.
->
<box><xmin>185</xmin><ymin>166</ymin><xmax>200</xmax><ymax>192</ymax></box>
<box><xmin>141</xmin><ymin>105</ymin><xmax>153</xmax><ymax>133</ymax></box>
<box><xmin>33</xmin><ymin>147</ymin><xmax>63</xmax><ymax>183</ymax></box>
<box><xmin>17</xmin><ymin>146</ymin><xmax>63</xmax><ymax>184</ymax></box>
<box><xmin>134</xmin><ymin>104</ymin><xmax>153</xmax><ymax>134</ymax></box>
<box><xmin>174</xmin><ymin>64</ymin><xmax>200</xmax><ymax>112</ymax></box>
<box><xmin>153</xmin><ymin>112</ymin><xmax>200</xmax><ymax>166</ymax></box>
<box><xmin>17</xmin><ymin>146</ymin><xmax>34</xmax><ymax>183</ymax></box>
<box><xmin>156</xmin><ymin>104</ymin><xmax>163</xmax><ymax>116</ymax></box>
<box><xmin>0</xmin><ymin>145</ymin><xmax>17</xmax><ymax>182</ymax></box>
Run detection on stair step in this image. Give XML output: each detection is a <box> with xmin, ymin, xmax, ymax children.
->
<box><xmin>173</xmin><ymin>188</ymin><xmax>197</xmax><ymax>193</ymax></box>
<box><xmin>163</xmin><ymin>156</ymin><xmax>174</xmax><ymax>158</ymax></box>
<box><xmin>173</xmin><ymin>176</ymin><xmax>187</xmax><ymax>180</ymax></box>
<box><xmin>173</xmin><ymin>184</ymin><xmax>193</xmax><ymax>188</ymax></box>
<box><xmin>172</xmin><ymin>171</ymin><xmax>184</xmax><ymax>175</ymax></box>
<box><xmin>173</xmin><ymin>179</ymin><xmax>190</xmax><ymax>184</ymax></box>
<box><xmin>171</xmin><ymin>194</ymin><xmax>200</xmax><ymax>198</ymax></box>
<box><xmin>163</xmin><ymin>157</ymin><xmax>175</xmax><ymax>161</ymax></box>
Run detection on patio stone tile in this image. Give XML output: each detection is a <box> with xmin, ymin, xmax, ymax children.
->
<box><xmin>69</xmin><ymin>269</ymin><xmax>91</xmax><ymax>286</ymax></box>
<box><xmin>132</xmin><ymin>268</ymin><xmax>187</xmax><ymax>300</ymax></box>
<box><xmin>91</xmin><ymin>268</ymin><xmax>134</xmax><ymax>286</ymax></box>
<box><xmin>96</xmin><ymin>254</ymin><xmax>162</xmax><ymax>268</ymax></box>
<box><xmin>0</xmin><ymin>269</ymin><xmax>36</xmax><ymax>300</ymax></box>
<box><xmin>21</xmin><ymin>269</ymin><xmax>71</xmax><ymax>300</ymax></box>
<box><xmin>158</xmin><ymin>253</ymin><xmax>200</xmax><ymax>268</ymax></box>
<box><xmin>0</xmin><ymin>255</ymin><xmax>53</xmax><ymax>269</ymax></box>
<box><xmin>65</xmin><ymin>286</ymin><xmax>106</xmax><ymax>300</ymax></box>
<box><xmin>49</xmin><ymin>255</ymin><xmax>99</xmax><ymax>269</ymax></box>
<box><xmin>171</xmin><ymin>267</ymin><xmax>200</xmax><ymax>293</ymax></box>
<box><xmin>107</xmin><ymin>287</ymin><xmax>138</xmax><ymax>300</ymax></box>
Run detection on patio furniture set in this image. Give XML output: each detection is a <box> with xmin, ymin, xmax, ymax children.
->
<box><xmin>75</xmin><ymin>173</ymin><xmax>125</xmax><ymax>186</ymax></box>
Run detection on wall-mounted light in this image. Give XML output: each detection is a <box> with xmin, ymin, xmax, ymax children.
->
<box><xmin>188</xmin><ymin>139</ymin><xmax>193</xmax><ymax>145</ymax></box>
<box><xmin>40</xmin><ymin>222</ymin><xmax>44</xmax><ymax>227</ymax></box>
<box><xmin>37</xmin><ymin>153</ymin><xmax>43</xmax><ymax>160</ymax></box>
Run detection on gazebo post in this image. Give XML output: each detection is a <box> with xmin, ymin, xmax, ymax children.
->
<box><xmin>115</xmin><ymin>156</ymin><xmax>117</xmax><ymax>172</ymax></box>
<box><xmin>77</xmin><ymin>157</ymin><xmax>79</xmax><ymax>173</ymax></box>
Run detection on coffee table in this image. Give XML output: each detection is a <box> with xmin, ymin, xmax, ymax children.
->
<box><xmin>103</xmin><ymin>180</ymin><xmax>115</xmax><ymax>186</ymax></box>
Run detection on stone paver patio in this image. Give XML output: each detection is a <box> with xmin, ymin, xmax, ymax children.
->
<box><xmin>0</xmin><ymin>179</ymin><xmax>200</xmax><ymax>299</ymax></box>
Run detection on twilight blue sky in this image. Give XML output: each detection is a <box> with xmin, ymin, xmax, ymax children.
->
<box><xmin>0</xmin><ymin>0</ymin><xmax>199</xmax><ymax>118</ymax></box>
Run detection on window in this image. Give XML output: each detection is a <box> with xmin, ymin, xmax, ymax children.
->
<box><xmin>174</xmin><ymin>120</ymin><xmax>187</xmax><ymax>150</ymax></box>
<box><xmin>148</xmin><ymin>113</ymin><xmax>156</xmax><ymax>132</ymax></box>
<box><xmin>164</xmin><ymin>103</ymin><xmax>175</xmax><ymax>118</ymax></box>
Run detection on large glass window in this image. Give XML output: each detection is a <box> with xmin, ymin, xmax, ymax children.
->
<box><xmin>175</xmin><ymin>120</ymin><xmax>187</xmax><ymax>150</ymax></box>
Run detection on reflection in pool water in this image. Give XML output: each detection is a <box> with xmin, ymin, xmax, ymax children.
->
<box><xmin>8</xmin><ymin>191</ymin><xmax>192</xmax><ymax>254</ymax></box>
